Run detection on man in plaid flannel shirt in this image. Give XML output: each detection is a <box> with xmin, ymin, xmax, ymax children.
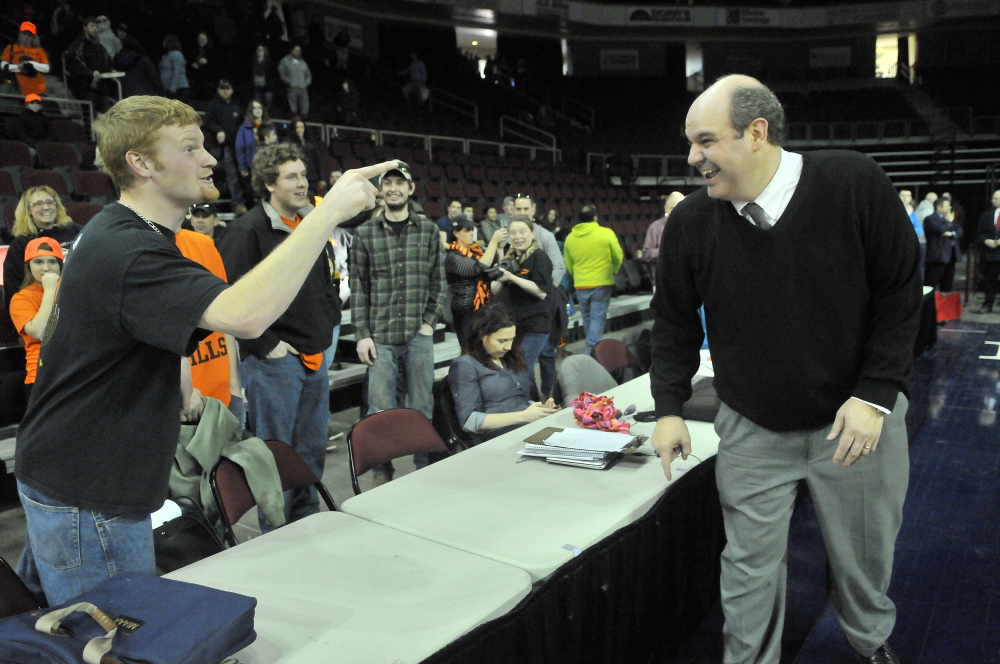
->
<box><xmin>349</xmin><ymin>162</ymin><xmax>447</xmax><ymax>486</ymax></box>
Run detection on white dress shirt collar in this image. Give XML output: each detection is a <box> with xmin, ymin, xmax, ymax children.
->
<box><xmin>731</xmin><ymin>149</ymin><xmax>803</xmax><ymax>228</ymax></box>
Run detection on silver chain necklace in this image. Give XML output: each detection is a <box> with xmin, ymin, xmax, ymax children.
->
<box><xmin>118</xmin><ymin>200</ymin><xmax>163</xmax><ymax>236</ymax></box>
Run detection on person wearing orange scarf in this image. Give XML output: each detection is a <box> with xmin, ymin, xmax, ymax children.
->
<box><xmin>445</xmin><ymin>215</ymin><xmax>505</xmax><ymax>349</ymax></box>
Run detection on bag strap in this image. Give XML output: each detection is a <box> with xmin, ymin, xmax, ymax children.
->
<box><xmin>34</xmin><ymin>602</ymin><xmax>121</xmax><ymax>664</ymax></box>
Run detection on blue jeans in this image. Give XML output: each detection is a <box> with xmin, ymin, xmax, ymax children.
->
<box><xmin>241</xmin><ymin>352</ymin><xmax>330</xmax><ymax>528</ymax></box>
<box><xmin>253</xmin><ymin>87</ymin><xmax>274</xmax><ymax>111</ymax></box>
<box><xmin>539</xmin><ymin>334</ymin><xmax>556</xmax><ymax>399</ymax></box>
<box><xmin>576</xmin><ymin>286</ymin><xmax>613</xmax><ymax>353</ymax></box>
<box><xmin>324</xmin><ymin>324</ymin><xmax>341</xmax><ymax>371</ymax></box>
<box><xmin>221</xmin><ymin>144</ymin><xmax>243</xmax><ymax>206</ymax></box>
<box><xmin>16</xmin><ymin>480</ymin><xmax>155</xmax><ymax>605</ymax></box>
<box><xmin>367</xmin><ymin>332</ymin><xmax>435</xmax><ymax>472</ymax></box>
<box><xmin>287</xmin><ymin>88</ymin><xmax>309</xmax><ymax>117</ymax></box>
<box><xmin>519</xmin><ymin>331</ymin><xmax>548</xmax><ymax>399</ymax></box>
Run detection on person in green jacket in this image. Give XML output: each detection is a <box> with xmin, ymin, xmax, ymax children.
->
<box><xmin>563</xmin><ymin>204</ymin><xmax>623</xmax><ymax>355</ymax></box>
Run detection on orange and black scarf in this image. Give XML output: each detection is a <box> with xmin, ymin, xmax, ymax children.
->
<box><xmin>448</xmin><ymin>240</ymin><xmax>491</xmax><ymax>310</ymax></box>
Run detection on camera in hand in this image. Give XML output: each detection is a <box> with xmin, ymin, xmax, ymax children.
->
<box><xmin>498</xmin><ymin>257</ymin><xmax>520</xmax><ymax>274</ymax></box>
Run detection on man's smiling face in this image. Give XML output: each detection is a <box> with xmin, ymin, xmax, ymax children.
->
<box><xmin>685</xmin><ymin>93</ymin><xmax>755</xmax><ymax>201</ymax></box>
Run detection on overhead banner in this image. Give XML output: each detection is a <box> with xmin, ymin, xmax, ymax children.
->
<box><xmin>324</xmin><ymin>16</ymin><xmax>364</xmax><ymax>49</ymax></box>
<box><xmin>627</xmin><ymin>7</ymin><xmax>694</xmax><ymax>23</ymax></box>
<box><xmin>599</xmin><ymin>49</ymin><xmax>640</xmax><ymax>72</ymax></box>
<box><xmin>718</xmin><ymin>8</ymin><xmax>779</xmax><ymax>26</ymax></box>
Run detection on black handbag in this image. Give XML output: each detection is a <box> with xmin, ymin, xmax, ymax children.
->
<box><xmin>153</xmin><ymin>496</ymin><xmax>225</xmax><ymax>574</ymax></box>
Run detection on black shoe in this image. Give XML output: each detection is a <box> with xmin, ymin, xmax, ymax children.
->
<box><xmin>855</xmin><ymin>643</ymin><xmax>901</xmax><ymax>664</ymax></box>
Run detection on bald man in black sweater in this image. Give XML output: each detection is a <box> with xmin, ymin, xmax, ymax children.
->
<box><xmin>649</xmin><ymin>75</ymin><xmax>921</xmax><ymax>664</ymax></box>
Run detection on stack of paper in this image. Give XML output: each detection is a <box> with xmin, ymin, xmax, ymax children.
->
<box><xmin>517</xmin><ymin>428</ymin><xmax>642</xmax><ymax>469</ymax></box>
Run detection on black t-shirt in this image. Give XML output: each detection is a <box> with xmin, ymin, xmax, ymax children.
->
<box><xmin>499</xmin><ymin>249</ymin><xmax>553</xmax><ymax>334</ymax></box>
<box><xmin>15</xmin><ymin>203</ymin><xmax>230</xmax><ymax>513</ymax></box>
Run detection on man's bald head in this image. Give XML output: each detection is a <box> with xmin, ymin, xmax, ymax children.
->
<box><xmin>689</xmin><ymin>75</ymin><xmax>785</xmax><ymax>147</ymax></box>
<box><xmin>664</xmin><ymin>191</ymin><xmax>685</xmax><ymax>215</ymax></box>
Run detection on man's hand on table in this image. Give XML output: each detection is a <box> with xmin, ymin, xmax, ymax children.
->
<box><xmin>650</xmin><ymin>415</ymin><xmax>690</xmax><ymax>481</ymax></box>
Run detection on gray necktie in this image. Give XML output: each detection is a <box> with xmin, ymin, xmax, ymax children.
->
<box><xmin>743</xmin><ymin>202</ymin><xmax>771</xmax><ymax>230</ymax></box>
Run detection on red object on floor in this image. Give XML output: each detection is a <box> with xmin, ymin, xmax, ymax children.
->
<box><xmin>934</xmin><ymin>291</ymin><xmax>962</xmax><ymax>322</ymax></box>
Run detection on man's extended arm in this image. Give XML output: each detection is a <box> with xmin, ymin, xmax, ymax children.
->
<box><xmin>199</xmin><ymin>162</ymin><xmax>395</xmax><ymax>338</ymax></box>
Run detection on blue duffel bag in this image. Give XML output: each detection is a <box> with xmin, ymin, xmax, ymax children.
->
<box><xmin>0</xmin><ymin>573</ymin><xmax>256</xmax><ymax>663</ymax></box>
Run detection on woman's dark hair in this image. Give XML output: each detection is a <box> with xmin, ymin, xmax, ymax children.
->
<box><xmin>20</xmin><ymin>241</ymin><xmax>63</xmax><ymax>290</ymax></box>
<box><xmin>245</xmin><ymin>99</ymin><xmax>270</xmax><ymax>124</ymax></box>
<box><xmin>466</xmin><ymin>304</ymin><xmax>525</xmax><ymax>373</ymax></box>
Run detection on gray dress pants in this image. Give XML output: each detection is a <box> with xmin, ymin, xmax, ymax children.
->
<box><xmin>714</xmin><ymin>394</ymin><xmax>909</xmax><ymax>664</ymax></box>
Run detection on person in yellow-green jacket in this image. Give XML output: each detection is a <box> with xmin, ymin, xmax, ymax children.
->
<box><xmin>563</xmin><ymin>204</ymin><xmax>623</xmax><ymax>355</ymax></box>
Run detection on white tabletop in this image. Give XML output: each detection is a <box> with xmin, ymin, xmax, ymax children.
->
<box><xmin>165</xmin><ymin>512</ymin><xmax>532</xmax><ymax>664</ymax></box>
<box><xmin>342</xmin><ymin>373</ymin><xmax>720</xmax><ymax>583</ymax></box>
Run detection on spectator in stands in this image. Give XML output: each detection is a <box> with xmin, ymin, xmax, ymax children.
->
<box><xmin>899</xmin><ymin>189</ymin><xmax>925</xmax><ymax>278</ymax></box>
<box><xmin>564</xmin><ymin>204</ymin><xmax>623</xmax><ymax>356</ymax></box>
<box><xmin>286</xmin><ymin>118</ymin><xmax>324</xmax><ymax>194</ymax></box>
<box><xmin>159</xmin><ymin>34</ymin><xmax>189</xmax><ymax>100</ymax></box>
<box><xmin>924</xmin><ymin>196</ymin><xmax>963</xmax><ymax>293</ymax></box>
<box><xmin>66</xmin><ymin>16</ymin><xmax>117</xmax><ymax>112</ymax></box>
<box><xmin>50</xmin><ymin>0</ymin><xmax>78</xmax><ymax>51</ymax></box>
<box><xmin>448</xmin><ymin>304</ymin><xmax>557</xmax><ymax>444</ymax></box>
<box><xmin>219</xmin><ymin>142</ymin><xmax>341</xmax><ymax>525</ymax></box>
<box><xmin>480</xmin><ymin>205</ymin><xmax>501</xmax><ymax>246</ymax></box>
<box><xmin>278</xmin><ymin>44</ymin><xmax>312</xmax><ymax>118</ymax></box>
<box><xmin>175</xmin><ymin>223</ymin><xmax>244</xmax><ymax>427</ymax></box>
<box><xmin>189</xmin><ymin>202</ymin><xmax>227</xmax><ymax>246</ymax></box>
<box><xmin>13</xmin><ymin>95</ymin><xmax>390</xmax><ymax>605</ymax></box>
<box><xmin>251</xmin><ymin>44</ymin><xmax>277</xmax><ymax>111</ymax></box>
<box><xmin>257</xmin><ymin>123</ymin><xmax>278</xmax><ymax>146</ymax></box>
<box><xmin>1</xmin><ymin>22</ymin><xmax>50</xmax><ymax>97</ymax></box>
<box><xmin>976</xmin><ymin>189</ymin><xmax>1000</xmax><ymax>313</ymax></box>
<box><xmin>114</xmin><ymin>22</ymin><xmax>142</xmax><ymax>55</ymax></box>
<box><xmin>336</xmin><ymin>78</ymin><xmax>359</xmax><ymax>124</ymax></box>
<box><xmin>446</xmin><ymin>215</ymin><xmax>506</xmax><ymax>348</ymax></box>
<box><xmin>914</xmin><ymin>192</ymin><xmax>937</xmax><ymax>224</ymax></box>
<box><xmin>4</xmin><ymin>187</ymin><xmax>82</xmax><ymax>297</ymax></box>
<box><xmin>642</xmin><ymin>191</ymin><xmax>684</xmax><ymax>283</ymax></box>
<box><xmin>236</xmin><ymin>99</ymin><xmax>270</xmax><ymax>210</ymax></box>
<box><xmin>11</xmin><ymin>94</ymin><xmax>53</xmax><ymax>159</ymax></box>
<box><xmin>93</xmin><ymin>16</ymin><xmax>120</xmax><ymax>59</ymax></box>
<box><xmin>493</xmin><ymin>215</ymin><xmax>553</xmax><ymax>393</ymax></box>
<box><xmin>512</xmin><ymin>193</ymin><xmax>565</xmax><ymax>400</ymax></box>
<box><xmin>188</xmin><ymin>31</ymin><xmax>215</xmax><ymax>99</ymax></box>
<box><xmin>204</xmin><ymin>79</ymin><xmax>245</xmax><ymax>212</ymax></box>
<box><xmin>9</xmin><ymin>237</ymin><xmax>62</xmax><ymax>401</ymax></box>
<box><xmin>400</xmin><ymin>51</ymin><xmax>428</xmax><ymax>105</ymax></box>
<box><xmin>437</xmin><ymin>199</ymin><xmax>463</xmax><ymax>246</ymax></box>
<box><xmin>350</xmin><ymin>161</ymin><xmax>446</xmax><ymax>486</ymax></box>
<box><xmin>114</xmin><ymin>37</ymin><xmax>165</xmax><ymax>98</ymax></box>
<box><xmin>651</xmin><ymin>74</ymin><xmax>919</xmax><ymax>664</ymax></box>
<box><xmin>333</xmin><ymin>29</ymin><xmax>350</xmax><ymax>71</ymax></box>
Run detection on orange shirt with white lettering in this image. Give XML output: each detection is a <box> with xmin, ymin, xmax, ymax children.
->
<box><xmin>175</xmin><ymin>229</ymin><xmax>232</xmax><ymax>405</ymax></box>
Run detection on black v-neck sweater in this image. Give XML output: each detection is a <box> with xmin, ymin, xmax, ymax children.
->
<box><xmin>650</xmin><ymin>150</ymin><xmax>923</xmax><ymax>432</ymax></box>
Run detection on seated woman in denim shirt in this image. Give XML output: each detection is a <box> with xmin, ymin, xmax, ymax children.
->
<box><xmin>448</xmin><ymin>304</ymin><xmax>558</xmax><ymax>443</ymax></box>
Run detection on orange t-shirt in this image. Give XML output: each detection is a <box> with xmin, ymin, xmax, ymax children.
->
<box><xmin>9</xmin><ymin>284</ymin><xmax>45</xmax><ymax>384</ymax></box>
<box><xmin>174</xmin><ymin>229</ymin><xmax>232</xmax><ymax>405</ymax></box>
<box><xmin>1</xmin><ymin>44</ymin><xmax>49</xmax><ymax>96</ymax></box>
<box><xmin>279</xmin><ymin>214</ymin><xmax>324</xmax><ymax>372</ymax></box>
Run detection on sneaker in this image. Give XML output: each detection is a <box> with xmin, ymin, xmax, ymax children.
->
<box><xmin>371</xmin><ymin>469</ymin><xmax>393</xmax><ymax>489</ymax></box>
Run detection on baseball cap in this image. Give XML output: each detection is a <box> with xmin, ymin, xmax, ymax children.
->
<box><xmin>379</xmin><ymin>160</ymin><xmax>412</xmax><ymax>184</ymax></box>
<box><xmin>189</xmin><ymin>203</ymin><xmax>217</xmax><ymax>216</ymax></box>
<box><xmin>19</xmin><ymin>22</ymin><xmax>36</xmax><ymax>34</ymax></box>
<box><xmin>24</xmin><ymin>237</ymin><xmax>65</xmax><ymax>262</ymax></box>
<box><xmin>24</xmin><ymin>94</ymin><xmax>41</xmax><ymax>104</ymax></box>
<box><xmin>451</xmin><ymin>215</ymin><xmax>475</xmax><ymax>232</ymax></box>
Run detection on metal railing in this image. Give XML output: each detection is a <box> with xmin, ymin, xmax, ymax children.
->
<box><xmin>499</xmin><ymin>116</ymin><xmax>556</xmax><ymax>162</ymax></box>
<box><xmin>0</xmin><ymin>92</ymin><xmax>94</xmax><ymax>140</ymax></box>
<box><xmin>427</xmin><ymin>87</ymin><xmax>479</xmax><ymax>129</ymax></box>
<box><xmin>562</xmin><ymin>97</ymin><xmax>595</xmax><ymax>131</ymax></box>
